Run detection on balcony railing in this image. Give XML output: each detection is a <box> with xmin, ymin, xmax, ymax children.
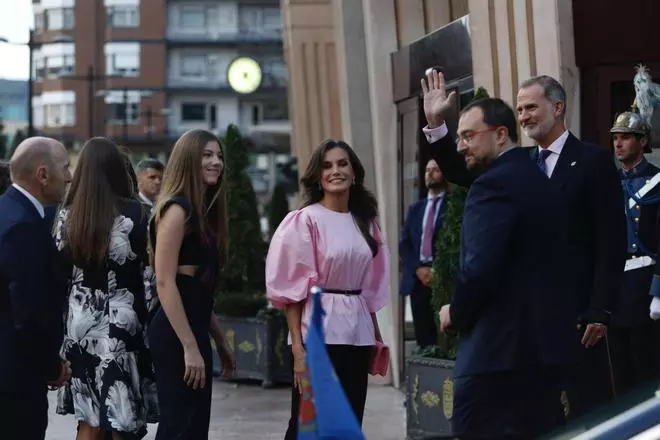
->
<box><xmin>167</xmin><ymin>72</ymin><xmax>287</xmax><ymax>90</ymax></box>
<box><xmin>166</xmin><ymin>27</ymin><xmax>282</xmax><ymax>44</ymax></box>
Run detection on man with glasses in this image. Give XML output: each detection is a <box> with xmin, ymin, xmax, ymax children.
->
<box><xmin>436</xmin><ymin>97</ymin><xmax>577</xmax><ymax>439</ymax></box>
<box><xmin>421</xmin><ymin>70</ymin><xmax>627</xmax><ymax>420</ymax></box>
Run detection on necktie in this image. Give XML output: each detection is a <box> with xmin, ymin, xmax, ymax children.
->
<box><xmin>537</xmin><ymin>149</ymin><xmax>552</xmax><ymax>176</ymax></box>
<box><xmin>421</xmin><ymin>197</ymin><xmax>441</xmax><ymax>260</ymax></box>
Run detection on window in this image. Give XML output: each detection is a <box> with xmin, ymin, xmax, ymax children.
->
<box><xmin>239</xmin><ymin>7</ymin><xmax>281</xmax><ymax>33</ymax></box>
<box><xmin>180</xmin><ymin>54</ymin><xmax>207</xmax><ymax>78</ymax></box>
<box><xmin>179</xmin><ymin>5</ymin><xmax>205</xmax><ymax>28</ymax></box>
<box><xmin>263</xmin><ymin>101</ymin><xmax>288</xmax><ymax>121</ymax></box>
<box><xmin>107</xmin><ymin>103</ymin><xmax>139</xmax><ymax>124</ymax></box>
<box><xmin>45</xmin><ymin>103</ymin><xmax>75</xmax><ymax>127</ymax></box>
<box><xmin>181</xmin><ymin>103</ymin><xmax>206</xmax><ymax>122</ymax></box>
<box><xmin>34</xmin><ymin>43</ymin><xmax>75</xmax><ymax>80</ymax></box>
<box><xmin>107</xmin><ymin>6</ymin><xmax>139</xmax><ymax>28</ymax></box>
<box><xmin>105</xmin><ymin>43</ymin><xmax>140</xmax><ymax>77</ymax></box>
<box><xmin>45</xmin><ymin>8</ymin><xmax>74</xmax><ymax>31</ymax></box>
<box><xmin>34</xmin><ymin>13</ymin><xmax>44</xmax><ymax>32</ymax></box>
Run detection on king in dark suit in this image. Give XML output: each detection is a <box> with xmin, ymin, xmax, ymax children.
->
<box><xmin>437</xmin><ymin>97</ymin><xmax>577</xmax><ymax>439</ymax></box>
<box><xmin>399</xmin><ymin>158</ymin><xmax>448</xmax><ymax>348</ymax></box>
<box><xmin>421</xmin><ymin>70</ymin><xmax>627</xmax><ymax>420</ymax></box>
<box><xmin>0</xmin><ymin>137</ymin><xmax>72</xmax><ymax>440</ymax></box>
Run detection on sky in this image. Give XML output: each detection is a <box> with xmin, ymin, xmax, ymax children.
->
<box><xmin>0</xmin><ymin>0</ymin><xmax>33</xmax><ymax>80</ymax></box>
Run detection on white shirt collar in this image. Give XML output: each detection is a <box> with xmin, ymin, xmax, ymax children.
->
<box><xmin>138</xmin><ymin>192</ymin><xmax>153</xmax><ymax>206</ymax></box>
<box><xmin>12</xmin><ymin>183</ymin><xmax>45</xmax><ymax>218</ymax></box>
<box><xmin>538</xmin><ymin>130</ymin><xmax>569</xmax><ymax>155</ymax></box>
<box><xmin>427</xmin><ymin>191</ymin><xmax>445</xmax><ymax>200</ymax></box>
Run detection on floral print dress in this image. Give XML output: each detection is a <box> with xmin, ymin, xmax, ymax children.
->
<box><xmin>53</xmin><ymin>200</ymin><xmax>159</xmax><ymax>439</ymax></box>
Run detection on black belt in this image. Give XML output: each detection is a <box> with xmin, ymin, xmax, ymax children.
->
<box><xmin>322</xmin><ymin>288</ymin><xmax>362</xmax><ymax>296</ymax></box>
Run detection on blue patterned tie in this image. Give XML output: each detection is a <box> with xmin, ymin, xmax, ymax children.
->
<box><xmin>537</xmin><ymin>149</ymin><xmax>552</xmax><ymax>176</ymax></box>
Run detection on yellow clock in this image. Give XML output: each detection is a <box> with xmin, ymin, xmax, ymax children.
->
<box><xmin>227</xmin><ymin>57</ymin><xmax>262</xmax><ymax>94</ymax></box>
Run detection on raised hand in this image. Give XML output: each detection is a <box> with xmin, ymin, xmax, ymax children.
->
<box><xmin>421</xmin><ymin>69</ymin><xmax>457</xmax><ymax>128</ymax></box>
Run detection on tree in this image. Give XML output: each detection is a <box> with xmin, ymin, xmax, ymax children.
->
<box><xmin>215</xmin><ymin>124</ymin><xmax>267</xmax><ymax>316</ymax></box>
<box><xmin>427</xmin><ymin>86</ymin><xmax>490</xmax><ymax>359</ymax></box>
<box><xmin>8</xmin><ymin>129</ymin><xmax>26</xmax><ymax>159</ymax></box>
<box><xmin>268</xmin><ymin>182</ymin><xmax>290</xmax><ymax>238</ymax></box>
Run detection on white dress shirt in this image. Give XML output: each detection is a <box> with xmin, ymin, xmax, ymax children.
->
<box><xmin>12</xmin><ymin>183</ymin><xmax>45</xmax><ymax>218</ymax></box>
<box><xmin>537</xmin><ymin>130</ymin><xmax>569</xmax><ymax>178</ymax></box>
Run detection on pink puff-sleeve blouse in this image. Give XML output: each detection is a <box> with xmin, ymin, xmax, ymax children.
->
<box><xmin>265</xmin><ymin>203</ymin><xmax>390</xmax><ymax>346</ymax></box>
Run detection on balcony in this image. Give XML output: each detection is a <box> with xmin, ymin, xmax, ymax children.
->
<box><xmin>167</xmin><ymin>70</ymin><xmax>287</xmax><ymax>92</ymax></box>
<box><xmin>166</xmin><ymin>27</ymin><xmax>282</xmax><ymax>46</ymax></box>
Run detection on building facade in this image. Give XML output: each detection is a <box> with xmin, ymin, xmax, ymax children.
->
<box><xmin>282</xmin><ymin>0</ymin><xmax>660</xmax><ymax>387</ymax></box>
<box><xmin>0</xmin><ymin>79</ymin><xmax>28</xmax><ymax>141</ymax></box>
<box><xmin>31</xmin><ymin>0</ymin><xmax>289</xmax><ymax>157</ymax></box>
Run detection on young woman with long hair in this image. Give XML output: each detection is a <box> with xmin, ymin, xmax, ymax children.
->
<box><xmin>266</xmin><ymin>139</ymin><xmax>390</xmax><ymax>439</ymax></box>
<box><xmin>53</xmin><ymin>137</ymin><xmax>158</xmax><ymax>440</ymax></box>
<box><xmin>147</xmin><ymin>129</ymin><xmax>235</xmax><ymax>440</ymax></box>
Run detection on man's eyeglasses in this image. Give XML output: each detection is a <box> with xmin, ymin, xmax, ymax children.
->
<box><xmin>455</xmin><ymin>127</ymin><xmax>499</xmax><ymax>145</ymax></box>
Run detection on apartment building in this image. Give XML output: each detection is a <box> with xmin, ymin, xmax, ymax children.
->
<box><xmin>31</xmin><ymin>0</ymin><xmax>289</xmax><ymax>158</ymax></box>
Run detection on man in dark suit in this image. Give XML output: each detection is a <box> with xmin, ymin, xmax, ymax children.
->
<box><xmin>421</xmin><ymin>70</ymin><xmax>627</xmax><ymax>419</ymax></box>
<box><xmin>399</xmin><ymin>159</ymin><xmax>448</xmax><ymax>348</ymax></box>
<box><xmin>0</xmin><ymin>137</ymin><xmax>73</xmax><ymax>440</ymax></box>
<box><xmin>437</xmin><ymin>97</ymin><xmax>577</xmax><ymax>439</ymax></box>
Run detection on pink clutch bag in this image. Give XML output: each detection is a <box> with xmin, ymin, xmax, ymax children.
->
<box><xmin>370</xmin><ymin>341</ymin><xmax>390</xmax><ymax>376</ymax></box>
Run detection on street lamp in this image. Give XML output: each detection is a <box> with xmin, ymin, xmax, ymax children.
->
<box><xmin>0</xmin><ymin>30</ymin><xmax>36</xmax><ymax>137</ymax></box>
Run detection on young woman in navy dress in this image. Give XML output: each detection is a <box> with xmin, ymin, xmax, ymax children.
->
<box><xmin>147</xmin><ymin>129</ymin><xmax>235</xmax><ymax>440</ymax></box>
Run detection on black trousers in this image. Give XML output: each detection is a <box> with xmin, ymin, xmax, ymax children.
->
<box><xmin>562</xmin><ymin>331</ymin><xmax>615</xmax><ymax>420</ymax></box>
<box><xmin>452</xmin><ymin>367</ymin><xmax>564</xmax><ymax>440</ymax></box>
<box><xmin>284</xmin><ymin>344</ymin><xmax>372</xmax><ymax>440</ymax></box>
<box><xmin>410</xmin><ymin>282</ymin><xmax>438</xmax><ymax>348</ymax></box>
<box><xmin>0</xmin><ymin>388</ymin><xmax>48</xmax><ymax>440</ymax></box>
<box><xmin>609</xmin><ymin>322</ymin><xmax>660</xmax><ymax>395</ymax></box>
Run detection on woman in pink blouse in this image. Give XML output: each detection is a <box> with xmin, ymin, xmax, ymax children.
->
<box><xmin>266</xmin><ymin>139</ymin><xmax>390</xmax><ymax>439</ymax></box>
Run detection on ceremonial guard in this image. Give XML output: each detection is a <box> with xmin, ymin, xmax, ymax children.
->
<box><xmin>609</xmin><ymin>93</ymin><xmax>660</xmax><ymax>394</ymax></box>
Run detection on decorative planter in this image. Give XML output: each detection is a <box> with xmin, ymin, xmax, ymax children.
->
<box><xmin>212</xmin><ymin>312</ymin><xmax>292</xmax><ymax>388</ymax></box>
<box><xmin>406</xmin><ymin>356</ymin><xmax>456</xmax><ymax>440</ymax></box>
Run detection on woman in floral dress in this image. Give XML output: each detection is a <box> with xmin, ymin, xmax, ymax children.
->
<box><xmin>54</xmin><ymin>137</ymin><xmax>158</xmax><ymax>440</ymax></box>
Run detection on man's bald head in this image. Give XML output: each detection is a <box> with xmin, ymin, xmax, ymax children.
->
<box><xmin>10</xmin><ymin>136</ymin><xmax>71</xmax><ymax>205</ymax></box>
<box><xmin>10</xmin><ymin>137</ymin><xmax>65</xmax><ymax>182</ymax></box>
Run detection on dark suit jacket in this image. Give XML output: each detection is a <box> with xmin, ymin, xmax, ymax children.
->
<box><xmin>450</xmin><ymin>147</ymin><xmax>578</xmax><ymax>378</ymax></box>
<box><xmin>399</xmin><ymin>196</ymin><xmax>448</xmax><ymax>295</ymax></box>
<box><xmin>427</xmin><ymin>131</ymin><xmax>627</xmax><ymax>323</ymax></box>
<box><xmin>0</xmin><ymin>186</ymin><xmax>67</xmax><ymax>392</ymax></box>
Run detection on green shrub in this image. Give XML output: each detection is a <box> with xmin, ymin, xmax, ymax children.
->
<box><xmin>215</xmin><ymin>124</ymin><xmax>267</xmax><ymax>317</ymax></box>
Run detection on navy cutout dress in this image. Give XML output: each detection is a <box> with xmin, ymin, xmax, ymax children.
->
<box><xmin>147</xmin><ymin>196</ymin><xmax>220</xmax><ymax>440</ymax></box>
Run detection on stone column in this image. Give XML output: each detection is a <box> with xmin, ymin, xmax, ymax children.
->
<box><xmin>281</xmin><ymin>0</ymin><xmax>343</xmax><ymax>172</ymax></box>
<box><xmin>467</xmin><ymin>0</ymin><xmax>579</xmax><ymax>143</ymax></box>
<box><xmin>332</xmin><ymin>0</ymin><xmax>375</xmax><ymax>189</ymax></box>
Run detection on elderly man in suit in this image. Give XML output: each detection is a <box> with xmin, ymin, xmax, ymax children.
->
<box><xmin>0</xmin><ymin>137</ymin><xmax>72</xmax><ymax>440</ymax></box>
<box><xmin>422</xmin><ymin>70</ymin><xmax>627</xmax><ymax>420</ymax></box>
<box><xmin>436</xmin><ymin>97</ymin><xmax>577</xmax><ymax>439</ymax></box>
<box><xmin>399</xmin><ymin>159</ymin><xmax>448</xmax><ymax>349</ymax></box>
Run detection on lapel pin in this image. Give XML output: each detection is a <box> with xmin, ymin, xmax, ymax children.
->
<box><xmin>570</xmin><ymin>161</ymin><xmax>577</xmax><ymax>167</ymax></box>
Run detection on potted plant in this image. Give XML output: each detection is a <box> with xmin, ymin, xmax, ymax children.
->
<box><xmin>406</xmin><ymin>87</ymin><xmax>489</xmax><ymax>439</ymax></box>
<box><xmin>212</xmin><ymin>124</ymin><xmax>292</xmax><ymax>387</ymax></box>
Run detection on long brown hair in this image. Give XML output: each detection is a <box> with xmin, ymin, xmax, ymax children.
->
<box><xmin>150</xmin><ymin>129</ymin><xmax>228</xmax><ymax>266</ymax></box>
<box><xmin>300</xmin><ymin>139</ymin><xmax>380</xmax><ymax>257</ymax></box>
<box><xmin>63</xmin><ymin>137</ymin><xmax>135</xmax><ymax>267</ymax></box>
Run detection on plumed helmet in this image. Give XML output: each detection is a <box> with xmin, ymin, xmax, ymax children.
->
<box><xmin>610</xmin><ymin>110</ymin><xmax>651</xmax><ymax>136</ymax></box>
